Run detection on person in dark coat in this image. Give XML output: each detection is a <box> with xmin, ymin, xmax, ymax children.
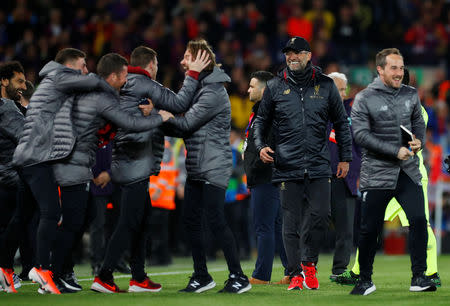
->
<box><xmin>164</xmin><ymin>39</ymin><xmax>251</xmax><ymax>294</ymax></box>
<box><xmin>326</xmin><ymin>72</ymin><xmax>361</xmax><ymax>281</ymax></box>
<box><xmin>243</xmin><ymin>71</ymin><xmax>288</xmax><ymax>285</ymax></box>
<box><xmin>0</xmin><ymin>61</ymin><xmax>28</xmax><ymax>293</ymax></box>
<box><xmin>253</xmin><ymin>36</ymin><xmax>352</xmax><ymax>291</ymax></box>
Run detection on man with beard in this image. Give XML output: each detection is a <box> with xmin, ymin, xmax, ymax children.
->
<box><xmin>163</xmin><ymin>39</ymin><xmax>251</xmax><ymax>294</ymax></box>
<box><xmin>253</xmin><ymin>36</ymin><xmax>352</xmax><ymax>291</ymax></box>
<box><xmin>0</xmin><ymin>61</ymin><xmax>27</xmax><ymax>293</ymax></box>
<box><xmin>350</xmin><ymin>48</ymin><xmax>436</xmax><ymax>295</ymax></box>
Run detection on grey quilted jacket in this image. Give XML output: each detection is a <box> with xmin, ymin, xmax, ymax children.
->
<box><xmin>0</xmin><ymin>98</ymin><xmax>24</xmax><ymax>186</ymax></box>
<box><xmin>52</xmin><ymin>78</ymin><xmax>163</xmax><ymax>186</ymax></box>
<box><xmin>112</xmin><ymin>71</ymin><xmax>198</xmax><ymax>185</ymax></box>
<box><xmin>13</xmin><ymin>61</ymin><xmax>109</xmax><ymax>167</ymax></box>
<box><xmin>165</xmin><ymin>67</ymin><xmax>232</xmax><ymax>190</ymax></box>
<box><xmin>351</xmin><ymin>77</ymin><xmax>425</xmax><ymax>191</ymax></box>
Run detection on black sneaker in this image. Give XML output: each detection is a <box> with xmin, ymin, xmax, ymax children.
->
<box><xmin>179</xmin><ymin>274</ymin><xmax>216</xmax><ymax>293</ymax></box>
<box><xmin>336</xmin><ymin>270</ymin><xmax>359</xmax><ymax>285</ymax></box>
<box><xmin>427</xmin><ymin>273</ymin><xmax>441</xmax><ymax>287</ymax></box>
<box><xmin>350</xmin><ymin>280</ymin><xmax>376</xmax><ymax>295</ymax></box>
<box><xmin>54</xmin><ymin>277</ymin><xmax>77</xmax><ymax>294</ymax></box>
<box><xmin>218</xmin><ymin>274</ymin><xmax>252</xmax><ymax>294</ymax></box>
<box><xmin>410</xmin><ymin>274</ymin><xmax>437</xmax><ymax>292</ymax></box>
<box><xmin>61</xmin><ymin>272</ymin><xmax>82</xmax><ymax>291</ymax></box>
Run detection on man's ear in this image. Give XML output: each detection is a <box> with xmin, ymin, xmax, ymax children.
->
<box><xmin>0</xmin><ymin>78</ymin><xmax>9</xmax><ymax>87</ymax></box>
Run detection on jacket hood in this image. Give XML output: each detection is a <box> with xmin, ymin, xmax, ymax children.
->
<box><xmin>202</xmin><ymin>66</ymin><xmax>231</xmax><ymax>85</ymax></box>
<box><xmin>368</xmin><ymin>77</ymin><xmax>401</xmax><ymax>95</ymax></box>
<box><xmin>39</xmin><ymin>61</ymin><xmax>70</xmax><ymax>78</ymax></box>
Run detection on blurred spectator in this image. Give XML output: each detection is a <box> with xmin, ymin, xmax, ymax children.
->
<box><xmin>304</xmin><ymin>0</ymin><xmax>335</xmax><ymax>40</ymax></box>
<box><xmin>404</xmin><ymin>1</ymin><xmax>448</xmax><ymax>65</ymax></box>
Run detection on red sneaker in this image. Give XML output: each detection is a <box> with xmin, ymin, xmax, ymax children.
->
<box><xmin>0</xmin><ymin>267</ymin><xmax>17</xmax><ymax>293</ymax></box>
<box><xmin>91</xmin><ymin>276</ymin><xmax>122</xmax><ymax>293</ymax></box>
<box><xmin>129</xmin><ymin>277</ymin><xmax>162</xmax><ymax>292</ymax></box>
<box><xmin>287</xmin><ymin>275</ymin><xmax>304</xmax><ymax>291</ymax></box>
<box><xmin>302</xmin><ymin>263</ymin><xmax>319</xmax><ymax>289</ymax></box>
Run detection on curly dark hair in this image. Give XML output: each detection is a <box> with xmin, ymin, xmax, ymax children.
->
<box><xmin>0</xmin><ymin>61</ymin><xmax>25</xmax><ymax>81</ymax></box>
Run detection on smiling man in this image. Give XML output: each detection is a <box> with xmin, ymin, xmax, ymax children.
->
<box><xmin>252</xmin><ymin>36</ymin><xmax>352</xmax><ymax>292</ymax></box>
<box><xmin>350</xmin><ymin>48</ymin><xmax>435</xmax><ymax>295</ymax></box>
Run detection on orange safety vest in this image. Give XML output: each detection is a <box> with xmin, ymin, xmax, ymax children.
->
<box><xmin>149</xmin><ymin>140</ymin><xmax>178</xmax><ymax>210</ymax></box>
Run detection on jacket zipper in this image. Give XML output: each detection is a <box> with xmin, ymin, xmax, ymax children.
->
<box><xmin>300</xmin><ymin>88</ymin><xmax>308</xmax><ymax>175</ymax></box>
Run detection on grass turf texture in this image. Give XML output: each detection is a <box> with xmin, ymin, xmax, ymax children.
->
<box><xmin>2</xmin><ymin>254</ymin><xmax>449</xmax><ymax>305</ymax></box>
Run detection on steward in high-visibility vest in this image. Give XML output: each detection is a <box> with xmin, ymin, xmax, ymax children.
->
<box><xmin>149</xmin><ymin>139</ymin><xmax>178</xmax><ymax>210</ymax></box>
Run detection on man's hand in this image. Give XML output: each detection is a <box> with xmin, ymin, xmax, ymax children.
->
<box><xmin>138</xmin><ymin>99</ymin><xmax>154</xmax><ymax>116</ymax></box>
<box><xmin>336</xmin><ymin>162</ymin><xmax>349</xmax><ymax>178</ymax></box>
<box><xmin>158</xmin><ymin>110</ymin><xmax>174</xmax><ymax>122</ymax></box>
<box><xmin>93</xmin><ymin>171</ymin><xmax>111</xmax><ymax>189</ymax></box>
<box><xmin>187</xmin><ymin>50</ymin><xmax>211</xmax><ymax>72</ymax></box>
<box><xmin>397</xmin><ymin>147</ymin><xmax>414</xmax><ymax>160</ymax></box>
<box><xmin>259</xmin><ymin>146</ymin><xmax>275</xmax><ymax>164</ymax></box>
<box><xmin>408</xmin><ymin>135</ymin><xmax>421</xmax><ymax>153</ymax></box>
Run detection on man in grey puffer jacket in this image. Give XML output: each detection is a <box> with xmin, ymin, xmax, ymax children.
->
<box><xmin>91</xmin><ymin>46</ymin><xmax>210</xmax><ymax>293</ymax></box>
<box><xmin>164</xmin><ymin>39</ymin><xmax>251</xmax><ymax>294</ymax></box>
<box><xmin>11</xmin><ymin>48</ymin><xmax>114</xmax><ymax>295</ymax></box>
<box><xmin>48</xmin><ymin>53</ymin><xmax>173</xmax><ymax>293</ymax></box>
<box><xmin>350</xmin><ymin>48</ymin><xmax>436</xmax><ymax>295</ymax></box>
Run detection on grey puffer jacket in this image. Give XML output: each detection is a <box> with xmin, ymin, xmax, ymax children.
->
<box><xmin>52</xmin><ymin>78</ymin><xmax>164</xmax><ymax>187</ymax></box>
<box><xmin>351</xmin><ymin>77</ymin><xmax>425</xmax><ymax>191</ymax></box>
<box><xmin>13</xmin><ymin>61</ymin><xmax>109</xmax><ymax>167</ymax></box>
<box><xmin>165</xmin><ymin>67</ymin><xmax>232</xmax><ymax>190</ymax></box>
<box><xmin>112</xmin><ymin>70</ymin><xmax>198</xmax><ymax>185</ymax></box>
<box><xmin>0</xmin><ymin>98</ymin><xmax>24</xmax><ymax>186</ymax></box>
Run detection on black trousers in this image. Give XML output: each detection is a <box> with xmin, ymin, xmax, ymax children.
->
<box><xmin>358</xmin><ymin>170</ymin><xmax>427</xmax><ymax>280</ymax></box>
<box><xmin>0</xmin><ymin>181</ymin><xmax>37</xmax><ymax>268</ymax></box>
<box><xmin>101</xmin><ymin>179</ymin><xmax>151</xmax><ymax>282</ymax></box>
<box><xmin>89</xmin><ymin>194</ymin><xmax>110</xmax><ymax>268</ymax></box>
<box><xmin>19</xmin><ymin>163</ymin><xmax>60</xmax><ymax>269</ymax></box>
<box><xmin>280</xmin><ymin>177</ymin><xmax>331</xmax><ymax>275</ymax></box>
<box><xmin>183</xmin><ymin>179</ymin><xmax>242</xmax><ymax>277</ymax></box>
<box><xmin>330</xmin><ymin>177</ymin><xmax>355</xmax><ymax>275</ymax></box>
<box><xmin>51</xmin><ymin>183</ymin><xmax>89</xmax><ymax>276</ymax></box>
<box><xmin>0</xmin><ymin>185</ymin><xmax>17</xmax><ymax>233</ymax></box>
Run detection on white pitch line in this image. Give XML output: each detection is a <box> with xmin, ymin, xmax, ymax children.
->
<box><xmin>20</xmin><ymin>267</ymin><xmax>231</xmax><ymax>286</ymax></box>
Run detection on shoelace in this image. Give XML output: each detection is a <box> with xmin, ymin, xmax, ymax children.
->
<box><xmin>304</xmin><ymin>266</ymin><xmax>316</xmax><ymax>279</ymax></box>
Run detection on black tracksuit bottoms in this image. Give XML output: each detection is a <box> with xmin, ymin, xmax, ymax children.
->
<box><xmin>19</xmin><ymin>163</ymin><xmax>61</xmax><ymax>270</ymax></box>
<box><xmin>183</xmin><ymin>179</ymin><xmax>243</xmax><ymax>277</ymax></box>
<box><xmin>358</xmin><ymin>170</ymin><xmax>427</xmax><ymax>281</ymax></box>
<box><xmin>100</xmin><ymin>179</ymin><xmax>151</xmax><ymax>282</ymax></box>
<box><xmin>280</xmin><ymin>177</ymin><xmax>331</xmax><ymax>275</ymax></box>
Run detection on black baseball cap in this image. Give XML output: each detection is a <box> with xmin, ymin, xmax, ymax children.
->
<box><xmin>282</xmin><ymin>36</ymin><xmax>311</xmax><ymax>53</ymax></box>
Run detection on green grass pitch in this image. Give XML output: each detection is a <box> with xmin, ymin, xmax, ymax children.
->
<box><xmin>2</xmin><ymin>254</ymin><xmax>449</xmax><ymax>305</ymax></box>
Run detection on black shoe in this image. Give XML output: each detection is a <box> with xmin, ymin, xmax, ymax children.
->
<box><xmin>427</xmin><ymin>273</ymin><xmax>441</xmax><ymax>287</ymax></box>
<box><xmin>410</xmin><ymin>274</ymin><xmax>437</xmax><ymax>292</ymax></box>
<box><xmin>115</xmin><ymin>261</ymin><xmax>131</xmax><ymax>274</ymax></box>
<box><xmin>218</xmin><ymin>273</ymin><xmax>252</xmax><ymax>294</ymax></box>
<box><xmin>350</xmin><ymin>280</ymin><xmax>376</xmax><ymax>295</ymax></box>
<box><xmin>61</xmin><ymin>272</ymin><xmax>82</xmax><ymax>291</ymax></box>
<box><xmin>54</xmin><ymin>277</ymin><xmax>77</xmax><ymax>294</ymax></box>
<box><xmin>336</xmin><ymin>270</ymin><xmax>359</xmax><ymax>285</ymax></box>
<box><xmin>19</xmin><ymin>269</ymin><xmax>31</xmax><ymax>281</ymax></box>
<box><xmin>179</xmin><ymin>274</ymin><xmax>216</xmax><ymax>293</ymax></box>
